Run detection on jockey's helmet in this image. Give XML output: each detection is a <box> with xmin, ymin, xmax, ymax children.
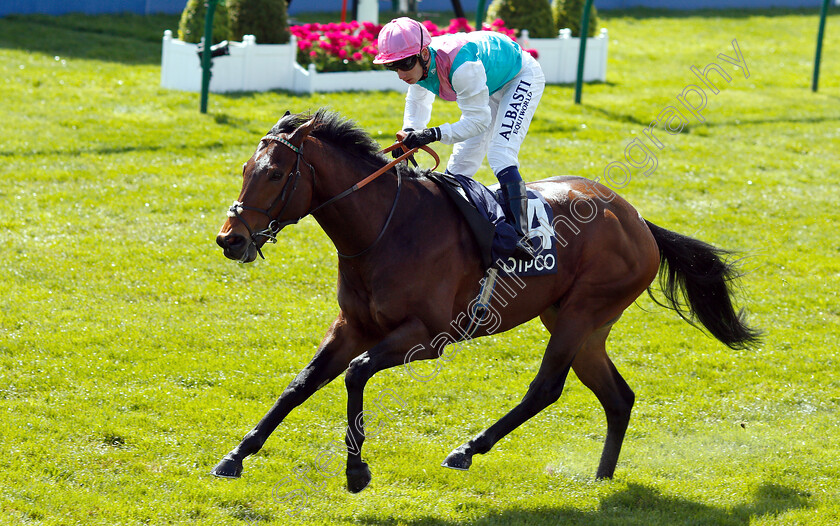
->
<box><xmin>373</xmin><ymin>17</ymin><xmax>431</xmax><ymax>65</ymax></box>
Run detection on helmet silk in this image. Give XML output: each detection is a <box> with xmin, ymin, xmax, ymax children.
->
<box><xmin>373</xmin><ymin>17</ymin><xmax>431</xmax><ymax>64</ymax></box>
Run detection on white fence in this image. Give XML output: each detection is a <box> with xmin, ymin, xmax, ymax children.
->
<box><xmin>523</xmin><ymin>28</ymin><xmax>609</xmax><ymax>84</ymax></box>
<box><xmin>160</xmin><ymin>28</ymin><xmax>608</xmax><ymax>94</ymax></box>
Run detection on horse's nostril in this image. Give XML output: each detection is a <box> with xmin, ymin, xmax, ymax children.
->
<box><xmin>217</xmin><ymin>232</ymin><xmax>245</xmax><ymax>250</ymax></box>
<box><xmin>216</xmin><ymin>233</ymin><xmax>229</xmax><ymax>249</ymax></box>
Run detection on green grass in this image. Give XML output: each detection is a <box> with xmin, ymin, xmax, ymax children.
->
<box><xmin>1</xmin><ymin>8</ymin><xmax>839</xmax><ymax>525</ymax></box>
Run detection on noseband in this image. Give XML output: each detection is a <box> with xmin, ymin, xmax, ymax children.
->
<box><xmin>227</xmin><ymin>134</ymin><xmax>436</xmax><ymax>262</ymax></box>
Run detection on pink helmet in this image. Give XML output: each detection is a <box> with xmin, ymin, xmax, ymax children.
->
<box><xmin>373</xmin><ymin>17</ymin><xmax>431</xmax><ymax>64</ymax></box>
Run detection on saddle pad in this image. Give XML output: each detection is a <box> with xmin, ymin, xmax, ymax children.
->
<box><xmin>427</xmin><ymin>172</ymin><xmax>558</xmax><ymax>277</ymax></box>
<box><xmin>488</xmin><ymin>183</ymin><xmax>559</xmax><ymax>277</ymax></box>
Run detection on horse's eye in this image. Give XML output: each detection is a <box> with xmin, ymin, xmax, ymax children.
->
<box><xmin>269</xmin><ymin>170</ymin><xmax>285</xmax><ymax>181</ymax></box>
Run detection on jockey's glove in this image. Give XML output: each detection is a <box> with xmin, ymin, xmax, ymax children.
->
<box><xmin>392</xmin><ymin>128</ymin><xmax>415</xmax><ymax>159</ymax></box>
<box><xmin>402</xmin><ymin>127</ymin><xmax>441</xmax><ymax>149</ymax></box>
<box><xmin>392</xmin><ymin>128</ymin><xmax>418</xmax><ymax>167</ymax></box>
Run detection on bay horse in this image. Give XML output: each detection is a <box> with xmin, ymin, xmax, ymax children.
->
<box><xmin>213</xmin><ymin>109</ymin><xmax>760</xmax><ymax>493</ymax></box>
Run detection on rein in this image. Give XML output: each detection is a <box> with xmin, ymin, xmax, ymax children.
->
<box><xmin>227</xmin><ymin>135</ymin><xmax>440</xmax><ymax>261</ymax></box>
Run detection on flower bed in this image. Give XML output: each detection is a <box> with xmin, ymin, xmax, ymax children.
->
<box><xmin>289</xmin><ymin>18</ymin><xmax>531</xmax><ymax>73</ymax></box>
<box><xmin>160</xmin><ymin>18</ymin><xmax>606</xmax><ymax>94</ymax></box>
<box><xmin>290</xmin><ymin>21</ymin><xmax>382</xmax><ymax>73</ymax></box>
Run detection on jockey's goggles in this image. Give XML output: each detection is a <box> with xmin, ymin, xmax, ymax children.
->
<box><xmin>383</xmin><ymin>54</ymin><xmax>419</xmax><ymax>72</ymax></box>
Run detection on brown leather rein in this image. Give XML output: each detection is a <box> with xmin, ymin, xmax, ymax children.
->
<box><xmin>355</xmin><ymin>142</ymin><xmax>441</xmax><ymax>190</ymax></box>
<box><xmin>307</xmin><ymin>141</ymin><xmax>440</xmax><ymax>218</ymax></box>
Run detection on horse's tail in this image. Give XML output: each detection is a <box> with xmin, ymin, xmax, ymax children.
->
<box><xmin>644</xmin><ymin>219</ymin><xmax>762</xmax><ymax>350</ymax></box>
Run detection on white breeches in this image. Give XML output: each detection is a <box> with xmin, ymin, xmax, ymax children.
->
<box><xmin>446</xmin><ymin>53</ymin><xmax>545</xmax><ymax>178</ymax></box>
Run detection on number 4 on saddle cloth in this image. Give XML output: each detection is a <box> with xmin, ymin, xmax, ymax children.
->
<box><xmin>426</xmin><ymin>172</ymin><xmax>558</xmax><ymax>277</ymax></box>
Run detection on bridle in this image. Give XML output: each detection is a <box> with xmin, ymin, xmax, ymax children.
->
<box><xmin>226</xmin><ymin>135</ymin><xmax>312</xmax><ymax>262</ymax></box>
<box><xmin>227</xmin><ymin>133</ymin><xmax>439</xmax><ymax>262</ymax></box>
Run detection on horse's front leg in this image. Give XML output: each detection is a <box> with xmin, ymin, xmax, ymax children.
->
<box><xmin>212</xmin><ymin>316</ymin><xmax>364</xmax><ymax>478</ymax></box>
<box><xmin>344</xmin><ymin>316</ymin><xmax>436</xmax><ymax>493</ymax></box>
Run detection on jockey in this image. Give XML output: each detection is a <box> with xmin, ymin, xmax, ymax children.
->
<box><xmin>374</xmin><ymin>17</ymin><xmax>546</xmax><ymax>252</ymax></box>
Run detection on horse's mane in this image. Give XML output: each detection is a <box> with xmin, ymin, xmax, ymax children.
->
<box><xmin>269</xmin><ymin>108</ymin><xmax>404</xmax><ymax>172</ymax></box>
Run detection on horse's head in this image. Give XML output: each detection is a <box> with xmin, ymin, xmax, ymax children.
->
<box><xmin>216</xmin><ymin>115</ymin><xmax>317</xmax><ymax>263</ymax></box>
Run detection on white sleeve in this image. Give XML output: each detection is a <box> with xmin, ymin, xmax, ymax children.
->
<box><xmin>403</xmin><ymin>84</ymin><xmax>435</xmax><ymax>131</ymax></box>
<box><xmin>437</xmin><ymin>61</ymin><xmax>491</xmax><ymax>144</ymax></box>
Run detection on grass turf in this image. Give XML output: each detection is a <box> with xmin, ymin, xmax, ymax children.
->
<box><xmin>1</xmin><ymin>7</ymin><xmax>839</xmax><ymax>525</ymax></box>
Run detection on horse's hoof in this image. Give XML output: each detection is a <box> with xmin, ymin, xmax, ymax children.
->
<box><xmin>211</xmin><ymin>456</ymin><xmax>243</xmax><ymax>479</ymax></box>
<box><xmin>346</xmin><ymin>463</ymin><xmax>372</xmax><ymax>493</ymax></box>
<box><xmin>442</xmin><ymin>447</ymin><xmax>472</xmax><ymax>471</ymax></box>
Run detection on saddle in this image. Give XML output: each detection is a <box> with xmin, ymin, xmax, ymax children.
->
<box><xmin>426</xmin><ymin>172</ymin><xmax>558</xmax><ymax>277</ymax></box>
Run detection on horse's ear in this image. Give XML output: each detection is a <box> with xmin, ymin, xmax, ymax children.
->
<box><xmin>289</xmin><ymin>117</ymin><xmax>317</xmax><ymax>147</ymax></box>
<box><xmin>283</xmin><ymin>110</ymin><xmax>291</xmax><ymax>117</ymax></box>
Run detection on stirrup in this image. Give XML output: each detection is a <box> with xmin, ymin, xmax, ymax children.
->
<box><xmin>512</xmin><ymin>238</ymin><xmax>536</xmax><ymax>261</ymax></box>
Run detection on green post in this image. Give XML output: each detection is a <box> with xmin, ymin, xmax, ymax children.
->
<box><xmin>476</xmin><ymin>0</ymin><xmax>487</xmax><ymax>29</ymax></box>
<box><xmin>574</xmin><ymin>0</ymin><xmax>594</xmax><ymax>104</ymax></box>
<box><xmin>200</xmin><ymin>0</ymin><xmax>219</xmax><ymax>114</ymax></box>
<box><xmin>812</xmin><ymin>0</ymin><xmax>831</xmax><ymax>92</ymax></box>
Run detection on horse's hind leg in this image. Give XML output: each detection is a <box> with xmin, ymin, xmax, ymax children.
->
<box><xmin>442</xmin><ymin>315</ymin><xmax>590</xmax><ymax>471</ymax></box>
<box><xmin>571</xmin><ymin>323</ymin><xmax>635</xmax><ymax>479</ymax></box>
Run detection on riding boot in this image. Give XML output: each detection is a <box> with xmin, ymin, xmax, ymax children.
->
<box><xmin>497</xmin><ymin>166</ymin><xmax>535</xmax><ymax>260</ymax></box>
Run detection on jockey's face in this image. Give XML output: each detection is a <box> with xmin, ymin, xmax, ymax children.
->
<box><xmin>396</xmin><ymin>61</ymin><xmax>422</xmax><ymax>84</ymax></box>
<box><xmin>393</xmin><ymin>48</ymin><xmax>430</xmax><ymax>85</ymax></box>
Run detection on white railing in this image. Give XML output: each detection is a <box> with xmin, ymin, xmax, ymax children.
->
<box><xmin>521</xmin><ymin>28</ymin><xmax>609</xmax><ymax>84</ymax></box>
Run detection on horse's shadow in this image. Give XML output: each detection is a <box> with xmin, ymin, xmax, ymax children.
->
<box><xmin>356</xmin><ymin>482</ymin><xmax>810</xmax><ymax>526</ymax></box>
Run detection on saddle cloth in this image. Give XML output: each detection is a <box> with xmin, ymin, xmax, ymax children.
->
<box><xmin>426</xmin><ymin>172</ymin><xmax>558</xmax><ymax>277</ymax></box>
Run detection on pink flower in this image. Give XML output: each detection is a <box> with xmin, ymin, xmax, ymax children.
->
<box><xmin>422</xmin><ymin>20</ymin><xmax>440</xmax><ymax>34</ymax></box>
<box><xmin>291</xmin><ymin>17</ymin><xmax>522</xmax><ymax>72</ymax></box>
<box><xmin>447</xmin><ymin>17</ymin><xmax>473</xmax><ymax>33</ymax></box>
